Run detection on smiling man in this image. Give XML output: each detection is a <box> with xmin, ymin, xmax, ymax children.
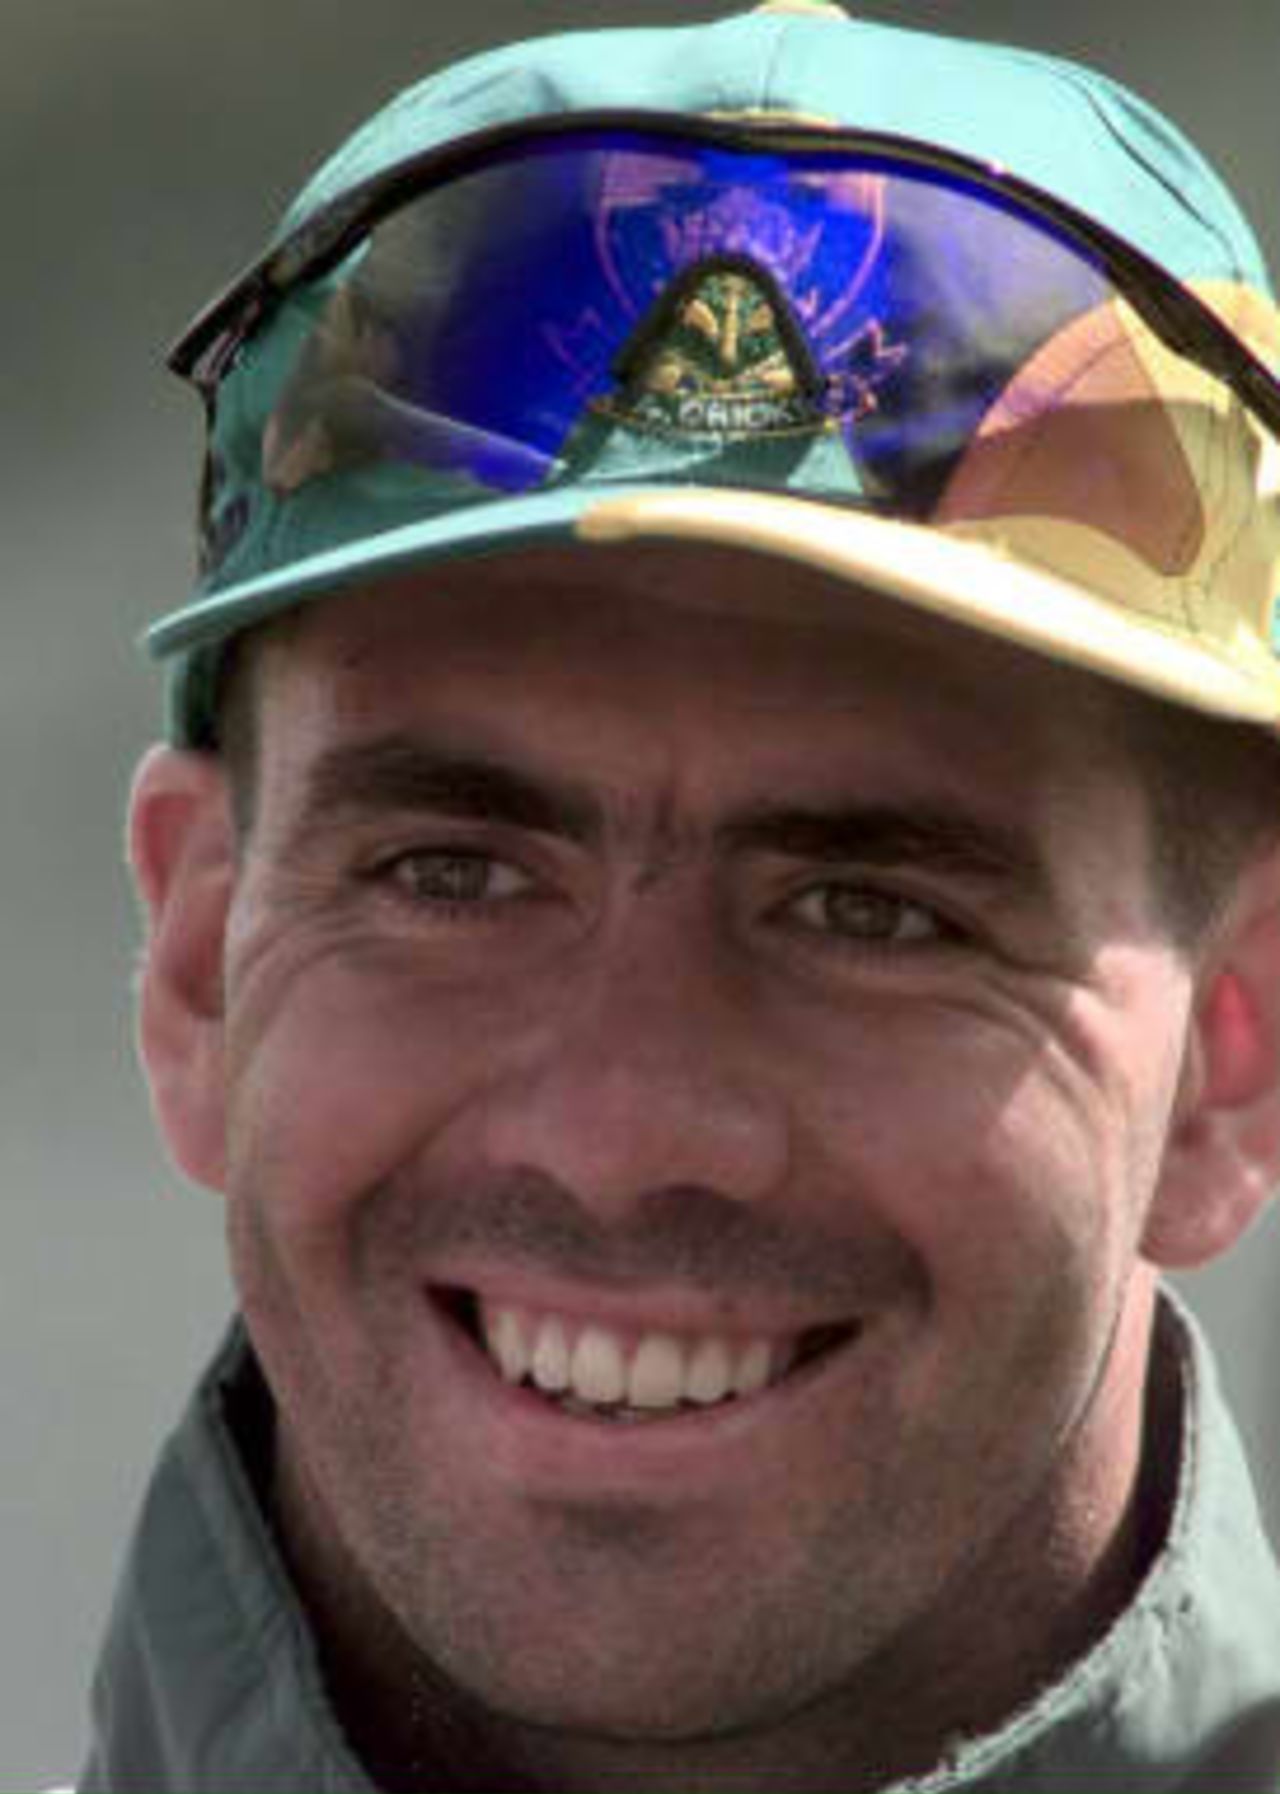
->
<box><xmin>81</xmin><ymin>4</ymin><xmax>1280</xmax><ymax>1790</ymax></box>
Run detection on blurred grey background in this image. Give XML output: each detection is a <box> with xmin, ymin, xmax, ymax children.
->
<box><xmin>2</xmin><ymin>0</ymin><xmax>1277</xmax><ymax>1784</ymax></box>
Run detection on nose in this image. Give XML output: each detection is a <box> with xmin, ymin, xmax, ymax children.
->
<box><xmin>469</xmin><ymin>905</ymin><xmax>792</xmax><ymax>1225</ymax></box>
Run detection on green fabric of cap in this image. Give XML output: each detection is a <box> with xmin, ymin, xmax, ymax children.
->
<box><xmin>287</xmin><ymin>8</ymin><xmax>1263</xmax><ymax>284</ymax></box>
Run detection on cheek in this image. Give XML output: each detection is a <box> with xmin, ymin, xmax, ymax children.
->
<box><xmin>218</xmin><ymin>952</ymin><xmax>498</xmax><ymax>1365</ymax></box>
<box><xmin>219</xmin><ymin>951</ymin><xmax>491</xmax><ymax>1434</ymax></box>
<box><xmin>224</xmin><ymin>937</ymin><xmax>504</xmax><ymax>1209</ymax></box>
<box><xmin>795</xmin><ymin>983</ymin><xmax>1172</xmax><ymax>1350</ymax></box>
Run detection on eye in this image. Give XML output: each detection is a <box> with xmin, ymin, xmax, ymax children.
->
<box><xmin>784</xmin><ymin>882</ymin><xmax>955</xmax><ymax>947</ymax></box>
<box><xmin>378</xmin><ymin>848</ymin><xmax>535</xmax><ymax>909</ymax></box>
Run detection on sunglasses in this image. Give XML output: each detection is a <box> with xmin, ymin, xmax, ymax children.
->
<box><xmin>174</xmin><ymin>112</ymin><xmax>1280</xmax><ymax>399</ymax></box>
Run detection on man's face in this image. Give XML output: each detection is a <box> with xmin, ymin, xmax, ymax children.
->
<box><xmin>190</xmin><ymin>545</ymin><xmax>1199</xmax><ymax>1743</ymax></box>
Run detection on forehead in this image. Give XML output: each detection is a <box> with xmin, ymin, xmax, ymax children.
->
<box><xmin>256</xmin><ymin>538</ymin><xmax>1120</xmax><ymax>778</ymax></box>
<box><xmin>249</xmin><ymin>541</ymin><xmax>1130</xmax><ymax>810</ymax></box>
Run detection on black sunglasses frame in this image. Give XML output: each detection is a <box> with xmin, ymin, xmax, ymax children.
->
<box><xmin>168</xmin><ymin>110</ymin><xmax>1280</xmax><ymax>445</ymax></box>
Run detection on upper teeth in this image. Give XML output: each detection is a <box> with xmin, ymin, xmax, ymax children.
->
<box><xmin>477</xmin><ymin>1300</ymin><xmax>797</xmax><ymax>1414</ymax></box>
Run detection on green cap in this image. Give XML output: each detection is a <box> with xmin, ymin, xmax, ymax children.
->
<box><xmin>153</xmin><ymin>2</ymin><xmax>1280</xmax><ymax>744</ymax></box>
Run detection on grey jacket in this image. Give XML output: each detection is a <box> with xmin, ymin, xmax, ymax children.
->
<box><xmin>78</xmin><ymin>1299</ymin><xmax>1280</xmax><ymax>1792</ymax></box>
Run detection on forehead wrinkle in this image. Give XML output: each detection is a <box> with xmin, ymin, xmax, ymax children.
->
<box><xmin>616</xmin><ymin>784</ymin><xmax>709</xmax><ymax>892</ymax></box>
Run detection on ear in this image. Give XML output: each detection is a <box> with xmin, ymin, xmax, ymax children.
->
<box><xmin>1144</xmin><ymin>848</ymin><xmax>1280</xmax><ymax>1269</ymax></box>
<box><xmin>129</xmin><ymin>743</ymin><xmax>236</xmax><ymax>1193</ymax></box>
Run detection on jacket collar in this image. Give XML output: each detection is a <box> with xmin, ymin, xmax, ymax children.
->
<box><xmin>81</xmin><ymin>1295</ymin><xmax>1280</xmax><ymax>1791</ymax></box>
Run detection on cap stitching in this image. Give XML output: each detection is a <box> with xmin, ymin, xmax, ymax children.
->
<box><xmin>756</xmin><ymin>12</ymin><xmax>799</xmax><ymax>111</ymax></box>
<box><xmin>1037</xmin><ymin>58</ymin><xmax>1245</xmax><ymax>283</ymax></box>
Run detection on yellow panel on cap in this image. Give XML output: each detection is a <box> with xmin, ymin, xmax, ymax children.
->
<box><xmin>752</xmin><ymin>0</ymin><xmax>852</xmax><ymax>17</ymax></box>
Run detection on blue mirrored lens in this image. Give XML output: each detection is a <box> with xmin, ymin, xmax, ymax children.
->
<box><xmin>261</xmin><ymin>128</ymin><xmax>1109</xmax><ymax>510</ymax></box>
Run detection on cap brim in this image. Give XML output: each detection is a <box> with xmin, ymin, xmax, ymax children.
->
<box><xmin>579</xmin><ymin>487</ymin><xmax>1280</xmax><ymax>723</ymax></box>
<box><xmin>151</xmin><ymin>482</ymin><xmax>1280</xmax><ymax>739</ymax></box>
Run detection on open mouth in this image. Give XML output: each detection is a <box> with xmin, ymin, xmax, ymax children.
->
<box><xmin>439</xmin><ymin>1288</ymin><xmax>858</xmax><ymax>1424</ymax></box>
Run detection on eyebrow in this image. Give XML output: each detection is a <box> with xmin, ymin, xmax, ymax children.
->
<box><xmin>291</xmin><ymin>735</ymin><xmax>603</xmax><ymax>845</ymax></box>
<box><xmin>715</xmin><ymin>804</ymin><xmax>1051</xmax><ymax>894</ymax></box>
<box><xmin>288</xmin><ymin>733</ymin><xmax>1051</xmax><ymax>899</ymax></box>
